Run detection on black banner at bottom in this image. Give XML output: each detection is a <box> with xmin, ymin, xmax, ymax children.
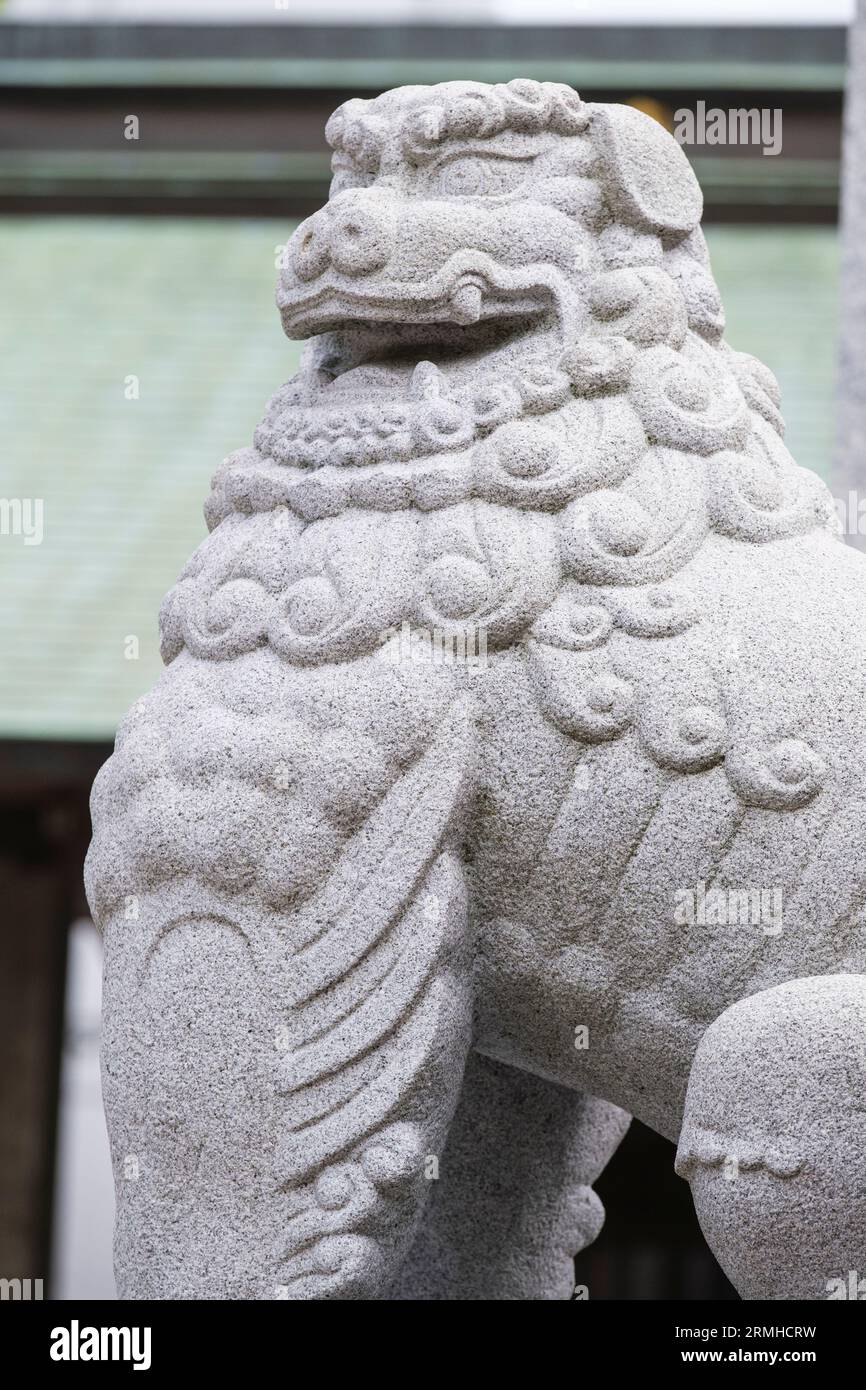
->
<box><xmin>2</xmin><ymin>1298</ymin><xmax>862</xmax><ymax>1374</ymax></box>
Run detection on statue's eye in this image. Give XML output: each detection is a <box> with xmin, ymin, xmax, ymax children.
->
<box><xmin>426</xmin><ymin>154</ymin><xmax>529</xmax><ymax>198</ymax></box>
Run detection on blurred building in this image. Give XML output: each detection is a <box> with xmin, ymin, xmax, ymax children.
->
<box><xmin>0</xmin><ymin>12</ymin><xmax>850</xmax><ymax>219</ymax></box>
<box><xmin>0</xmin><ymin>6</ymin><xmax>848</xmax><ymax>1300</ymax></box>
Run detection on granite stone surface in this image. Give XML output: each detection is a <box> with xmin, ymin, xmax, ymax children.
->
<box><xmin>86</xmin><ymin>81</ymin><xmax>865</xmax><ymax>1300</ymax></box>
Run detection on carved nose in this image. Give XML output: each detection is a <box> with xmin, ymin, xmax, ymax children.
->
<box><xmin>289</xmin><ymin>213</ymin><xmax>332</xmax><ymax>282</ymax></box>
<box><xmin>289</xmin><ymin>198</ymin><xmax>393</xmax><ymax>283</ymax></box>
<box><xmin>327</xmin><ymin>202</ymin><xmax>391</xmax><ymax>277</ymax></box>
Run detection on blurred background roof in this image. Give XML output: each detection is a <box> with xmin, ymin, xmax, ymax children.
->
<box><xmin>0</xmin><ymin>218</ymin><xmax>840</xmax><ymax>742</ymax></box>
<box><xmin>0</xmin><ymin>18</ymin><xmax>848</xmax><ymax>217</ymax></box>
<box><xmin>0</xmin><ymin>6</ymin><xmax>847</xmax><ymax>741</ymax></box>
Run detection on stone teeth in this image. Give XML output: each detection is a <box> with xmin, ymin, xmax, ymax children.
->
<box><xmin>408</xmin><ymin>360</ymin><xmax>446</xmax><ymax>400</ymax></box>
<box><xmin>451</xmin><ymin>281</ymin><xmax>483</xmax><ymax>325</ymax></box>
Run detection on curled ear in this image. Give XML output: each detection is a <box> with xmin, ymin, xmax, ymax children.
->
<box><xmin>589</xmin><ymin>102</ymin><xmax>703</xmax><ymax>236</ymax></box>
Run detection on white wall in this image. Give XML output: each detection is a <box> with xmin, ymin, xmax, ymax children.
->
<box><xmin>1</xmin><ymin>1</ymin><xmax>857</xmax><ymax>27</ymax></box>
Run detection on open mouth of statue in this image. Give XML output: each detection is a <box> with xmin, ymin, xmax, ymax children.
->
<box><xmin>261</xmin><ymin>270</ymin><xmax>571</xmax><ymax>469</ymax></box>
<box><xmin>308</xmin><ymin>307</ymin><xmax>552</xmax><ymax>405</ymax></box>
<box><xmin>280</xmin><ymin>271</ymin><xmax>563</xmax><ymax>408</ymax></box>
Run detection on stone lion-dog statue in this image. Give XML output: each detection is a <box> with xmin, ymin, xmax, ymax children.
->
<box><xmin>86</xmin><ymin>81</ymin><xmax>866</xmax><ymax>1301</ymax></box>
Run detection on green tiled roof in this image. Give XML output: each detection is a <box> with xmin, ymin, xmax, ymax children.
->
<box><xmin>0</xmin><ymin>219</ymin><xmax>839</xmax><ymax>742</ymax></box>
<box><xmin>705</xmin><ymin>228</ymin><xmax>840</xmax><ymax>480</ymax></box>
<box><xmin>0</xmin><ymin>218</ymin><xmax>302</xmax><ymax>741</ymax></box>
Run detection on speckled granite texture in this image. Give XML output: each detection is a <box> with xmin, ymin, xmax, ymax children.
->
<box><xmin>87</xmin><ymin>82</ymin><xmax>865</xmax><ymax>1301</ymax></box>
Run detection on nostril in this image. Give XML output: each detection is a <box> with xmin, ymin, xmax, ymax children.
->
<box><xmin>290</xmin><ymin>219</ymin><xmax>330</xmax><ymax>282</ymax></box>
<box><xmin>330</xmin><ymin>210</ymin><xmax>390</xmax><ymax>277</ymax></box>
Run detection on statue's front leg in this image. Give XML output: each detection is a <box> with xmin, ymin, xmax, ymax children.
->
<box><xmin>676</xmin><ymin>975</ymin><xmax>866</xmax><ymax>1300</ymax></box>
<box><xmin>89</xmin><ymin>683</ymin><xmax>476</xmax><ymax>1300</ymax></box>
<box><xmin>389</xmin><ymin>1051</ymin><xmax>630</xmax><ymax>1300</ymax></box>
